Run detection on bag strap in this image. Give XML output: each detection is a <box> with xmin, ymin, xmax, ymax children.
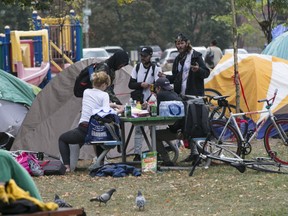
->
<box><xmin>104</xmin><ymin>122</ymin><xmax>121</xmax><ymax>141</ymax></box>
<box><xmin>135</xmin><ymin>63</ymin><xmax>152</xmax><ymax>82</ymax></box>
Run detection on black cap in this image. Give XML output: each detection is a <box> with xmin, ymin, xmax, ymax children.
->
<box><xmin>175</xmin><ymin>33</ymin><xmax>188</xmax><ymax>42</ymax></box>
<box><xmin>155</xmin><ymin>77</ymin><xmax>173</xmax><ymax>91</ymax></box>
<box><xmin>140</xmin><ymin>46</ymin><xmax>153</xmax><ymax>57</ymax></box>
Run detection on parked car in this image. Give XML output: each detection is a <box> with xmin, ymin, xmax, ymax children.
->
<box><xmin>159</xmin><ymin>46</ymin><xmax>207</xmax><ymax>72</ymax></box>
<box><xmin>81</xmin><ymin>48</ymin><xmax>110</xmax><ymax>61</ymax></box>
<box><xmin>193</xmin><ymin>46</ymin><xmax>207</xmax><ymax>59</ymax></box>
<box><xmin>139</xmin><ymin>45</ymin><xmax>163</xmax><ymax>63</ymax></box>
<box><xmin>159</xmin><ymin>48</ymin><xmax>179</xmax><ymax>72</ymax></box>
<box><xmin>101</xmin><ymin>46</ymin><xmax>124</xmax><ymax>56</ymax></box>
<box><xmin>224</xmin><ymin>48</ymin><xmax>248</xmax><ymax>55</ymax></box>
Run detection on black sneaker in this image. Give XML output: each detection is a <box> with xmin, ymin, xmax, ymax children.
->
<box><xmin>181</xmin><ymin>154</ymin><xmax>199</xmax><ymax>163</ymax></box>
<box><xmin>133</xmin><ymin>154</ymin><xmax>141</xmax><ymax>162</ymax></box>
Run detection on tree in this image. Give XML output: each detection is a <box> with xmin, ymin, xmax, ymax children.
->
<box><xmin>241</xmin><ymin>0</ymin><xmax>288</xmax><ymax>43</ymax></box>
<box><xmin>1</xmin><ymin>0</ymin><xmax>75</xmax><ymax>11</ymax></box>
<box><xmin>88</xmin><ymin>0</ymin><xmax>232</xmax><ymax>51</ymax></box>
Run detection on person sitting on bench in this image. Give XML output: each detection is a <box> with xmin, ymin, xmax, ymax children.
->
<box><xmin>58</xmin><ymin>71</ymin><xmax>124</xmax><ymax>172</ymax></box>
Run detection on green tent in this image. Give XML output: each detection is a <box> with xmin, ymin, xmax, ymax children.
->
<box><xmin>262</xmin><ymin>31</ymin><xmax>288</xmax><ymax>61</ymax></box>
<box><xmin>0</xmin><ymin>69</ymin><xmax>40</xmax><ymax>106</ymax></box>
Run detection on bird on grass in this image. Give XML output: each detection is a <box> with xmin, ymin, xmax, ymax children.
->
<box><xmin>54</xmin><ymin>194</ymin><xmax>72</xmax><ymax>207</ymax></box>
<box><xmin>135</xmin><ymin>190</ymin><xmax>146</xmax><ymax>211</ymax></box>
<box><xmin>90</xmin><ymin>188</ymin><xmax>116</xmax><ymax>206</ymax></box>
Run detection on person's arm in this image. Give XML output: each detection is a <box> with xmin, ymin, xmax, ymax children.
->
<box><xmin>110</xmin><ymin>103</ymin><xmax>124</xmax><ymax>114</ymax></box>
<box><xmin>128</xmin><ymin>66</ymin><xmax>142</xmax><ymax>90</ymax></box>
<box><xmin>106</xmin><ymin>85</ymin><xmax>122</xmax><ymax>105</ymax></box>
<box><xmin>191</xmin><ymin>55</ymin><xmax>210</xmax><ymax>79</ymax></box>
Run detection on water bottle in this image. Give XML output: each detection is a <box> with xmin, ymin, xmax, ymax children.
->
<box><xmin>129</xmin><ymin>97</ymin><xmax>134</xmax><ymax>106</ymax></box>
<box><xmin>159</xmin><ymin>102</ymin><xmax>168</xmax><ymax>116</ymax></box>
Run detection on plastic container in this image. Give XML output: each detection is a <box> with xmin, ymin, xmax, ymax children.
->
<box><xmin>159</xmin><ymin>101</ymin><xmax>184</xmax><ymax>117</ymax></box>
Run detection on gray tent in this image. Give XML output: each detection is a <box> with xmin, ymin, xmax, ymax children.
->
<box><xmin>12</xmin><ymin>59</ymin><xmax>140</xmax><ymax>160</ymax></box>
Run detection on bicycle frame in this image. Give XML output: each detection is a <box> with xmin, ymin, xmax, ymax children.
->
<box><xmin>216</xmin><ymin>90</ymin><xmax>288</xmax><ymax>152</ymax></box>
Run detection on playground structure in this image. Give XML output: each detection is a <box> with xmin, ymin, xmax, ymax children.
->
<box><xmin>0</xmin><ymin>10</ymin><xmax>82</xmax><ymax>87</ymax></box>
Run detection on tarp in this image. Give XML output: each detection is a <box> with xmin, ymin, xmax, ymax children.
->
<box><xmin>12</xmin><ymin>59</ymin><xmax>140</xmax><ymax>159</ymax></box>
<box><xmin>0</xmin><ymin>69</ymin><xmax>40</xmax><ymax>106</ymax></box>
<box><xmin>0</xmin><ymin>70</ymin><xmax>40</xmax><ymax>135</ymax></box>
<box><xmin>262</xmin><ymin>31</ymin><xmax>288</xmax><ymax>61</ymax></box>
<box><xmin>205</xmin><ymin>54</ymin><xmax>288</xmax><ymax>123</ymax></box>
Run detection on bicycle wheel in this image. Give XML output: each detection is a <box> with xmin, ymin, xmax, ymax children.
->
<box><xmin>264</xmin><ymin>119</ymin><xmax>288</xmax><ymax>165</ymax></box>
<box><xmin>210</xmin><ymin>119</ymin><xmax>242</xmax><ymax>156</ymax></box>
<box><xmin>245</xmin><ymin>159</ymin><xmax>288</xmax><ymax>174</ymax></box>
<box><xmin>204</xmin><ymin>88</ymin><xmax>225</xmax><ymax>120</ymax></box>
<box><xmin>163</xmin><ymin>140</ymin><xmax>179</xmax><ymax>163</ymax></box>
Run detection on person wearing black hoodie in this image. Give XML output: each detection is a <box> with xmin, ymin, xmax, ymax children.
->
<box><xmin>92</xmin><ymin>50</ymin><xmax>129</xmax><ymax>104</ymax></box>
<box><xmin>74</xmin><ymin>50</ymin><xmax>129</xmax><ymax>104</ymax></box>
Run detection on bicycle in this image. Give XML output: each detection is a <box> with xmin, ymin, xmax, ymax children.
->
<box><xmin>189</xmin><ymin>138</ymin><xmax>288</xmax><ymax>176</ymax></box>
<box><xmin>209</xmin><ymin>95</ymin><xmax>250</xmax><ymax>139</ymax></box>
<box><xmin>206</xmin><ymin>89</ymin><xmax>288</xmax><ymax>165</ymax></box>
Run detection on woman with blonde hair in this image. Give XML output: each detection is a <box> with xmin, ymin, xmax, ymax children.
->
<box><xmin>59</xmin><ymin>71</ymin><xmax>123</xmax><ymax>172</ymax></box>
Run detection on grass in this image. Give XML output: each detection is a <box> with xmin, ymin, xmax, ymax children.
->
<box><xmin>33</xmin><ymin>144</ymin><xmax>288</xmax><ymax>216</ymax></box>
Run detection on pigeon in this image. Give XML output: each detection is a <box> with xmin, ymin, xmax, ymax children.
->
<box><xmin>135</xmin><ymin>190</ymin><xmax>146</xmax><ymax>211</ymax></box>
<box><xmin>54</xmin><ymin>194</ymin><xmax>72</xmax><ymax>207</ymax></box>
<box><xmin>90</xmin><ymin>188</ymin><xmax>116</xmax><ymax>206</ymax></box>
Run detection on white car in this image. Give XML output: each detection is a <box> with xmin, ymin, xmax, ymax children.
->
<box><xmin>224</xmin><ymin>48</ymin><xmax>248</xmax><ymax>54</ymax></box>
<box><xmin>101</xmin><ymin>46</ymin><xmax>124</xmax><ymax>56</ymax></box>
<box><xmin>193</xmin><ymin>46</ymin><xmax>207</xmax><ymax>59</ymax></box>
<box><xmin>159</xmin><ymin>48</ymin><xmax>179</xmax><ymax>72</ymax></box>
<box><xmin>81</xmin><ymin>48</ymin><xmax>110</xmax><ymax>61</ymax></box>
<box><xmin>159</xmin><ymin>46</ymin><xmax>207</xmax><ymax>72</ymax></box>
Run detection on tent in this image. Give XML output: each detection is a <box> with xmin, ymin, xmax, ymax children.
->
<box><xmin>205</xmin><ymin>54</ymin><xmax>288</xmax><ymax>123</ymax></box>
<box><xmin>12</xmin><ymin>59</ymin><xmax>138</xmax><ymax>159</ymax></box>
<box><xmin>0</xmin><ymin>69</ymin><xmax>40</xmax><ymax>136</ymax></box>
<box><xmin>262</xmin><ymin>31</ymin><xmax>288</xmax><ymax>61</ymax></box>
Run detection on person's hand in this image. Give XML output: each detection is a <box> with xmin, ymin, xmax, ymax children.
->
<box><xmin>191</xmin><ymin>62</ymin><xmax>199</xmax><ymax>72</ymax></box>
<box><xmin>141</xmin><ymin>82</ymin><xmax>150</xmax><ymax>89</ymax></box>
<box><xmin>116</xmin><ymin>105</ymin><xmax>124</xmax><ymax>114</ymax></box>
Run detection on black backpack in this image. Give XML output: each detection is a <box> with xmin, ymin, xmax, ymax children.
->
<box><xmin>183</xmin><ymin>98</ymin><xmax>210</xmax><ymax>138</ymax></box>
<box><xmin>73</xmin><ymin>63</ymin><xmax>96</xmax><ymax>97</ymax></box>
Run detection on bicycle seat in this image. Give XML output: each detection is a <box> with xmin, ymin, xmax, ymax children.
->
<box><xmin>230</xmin><ymin>162</ymin><xmax>246</xmax><ymax>173</ymax></box>
<box><xmin>213</xmin><ymin>95</ymin><xmax>230</xmax><ymax>100</ymax></box>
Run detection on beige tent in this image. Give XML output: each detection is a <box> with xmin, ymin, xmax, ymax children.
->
<box><xmin>12</xmin><ymin>59</ymin><xmax>141</xmax><ymax>160</ymax></box>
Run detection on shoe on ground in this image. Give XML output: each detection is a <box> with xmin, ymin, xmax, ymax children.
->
<box><xmin>181</xmin><ymin>154</ymin><xmax>199</xmax><ymax>163</ymax></box>
<box><xmin>133</xmin><ymin>154</ymin><xmax>141</xmax><ymax>162</ymax></box>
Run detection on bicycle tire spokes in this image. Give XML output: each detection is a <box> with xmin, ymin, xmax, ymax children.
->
<box><xmin>264</xmin><ymin>119</ymin><xmax>288</xmax><ymax>165</ymax></box>
<box><xmin>210</xmin><ymin>120</ymin><xmax>242</xmax><ymax>156</ymax></box>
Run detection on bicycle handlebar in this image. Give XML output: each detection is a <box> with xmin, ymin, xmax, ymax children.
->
<box><xmin>257</xmin><ymin>89</ymin><xmax>278</xmax><ymax>107</ymax></box>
